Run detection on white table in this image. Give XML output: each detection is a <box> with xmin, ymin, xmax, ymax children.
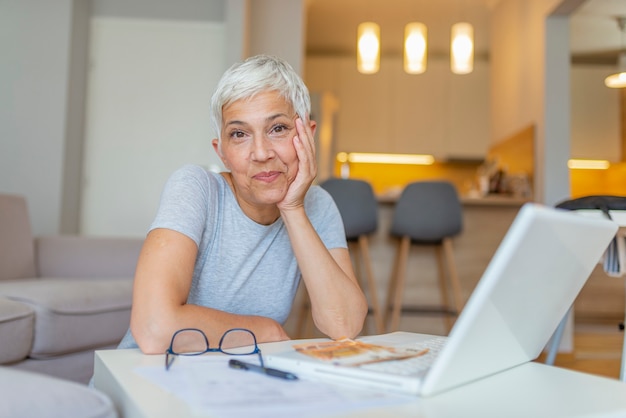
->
<box><xmin>94</xmin><ymin>335</ymin><xmax>626</xmax><ymax>418</ymax></box>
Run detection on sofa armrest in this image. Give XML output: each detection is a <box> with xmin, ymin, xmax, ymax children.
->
<box><xmin>35</xmin><ymin>236</ymin><xmax>143</xmax><ymax>279</ymax></box>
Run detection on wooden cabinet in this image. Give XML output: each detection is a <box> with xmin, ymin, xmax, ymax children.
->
<box><xmin>305</xmin><ymin>55</ymin><xmax>490</xmax><ymax>159</ymax></box>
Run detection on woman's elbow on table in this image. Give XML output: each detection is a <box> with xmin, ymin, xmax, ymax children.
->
<box><xmin>316</xmin><ymin>304</ymin><xmax>368</xmax><ymax>340</ymax></box>
<box><xmin>130</xmin><ymin>317</ymin><xmax>175</xmax><ymax>355</ymax></box>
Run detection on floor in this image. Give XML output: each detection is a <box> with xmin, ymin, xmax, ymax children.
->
<box><xmin>536</xmin><ymin>319</ymin><xmax>624</xmax><ymax>380</ymax></box>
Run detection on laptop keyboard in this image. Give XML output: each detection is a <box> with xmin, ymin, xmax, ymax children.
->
<box><xmin>358</xmin><ymin>336</ymin><xmax>447</xmax><ymax>376</ymax></box>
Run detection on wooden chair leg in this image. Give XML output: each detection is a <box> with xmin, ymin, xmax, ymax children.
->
<box><xmin>388</xmin><ymin>236</ymin><xmax>411</xmax><ymax>332</ymax></box>
<box><xmin>443</xmin><ymin>237</ymin><xmax>463</xmax><ymax>314</ymax></box>
<box><xmin>349</xmin><ymin>241</ymin><xmax>362</xmax><ymax>284</ymax></box>
<box><xmin>350</xmin><ymin>240</ymin><xmax>369</xmax><ymax>333</ymax></box>
<box><xmin>435</xmin><ymin>244</ymin><xmax>454</xmax><ymax>332</ymax></box>
<box><xmin>295</xmin><ymin>287</ymin><xmax>312</xmax><ymax>339</ymax></box>
<box><xmin>381</xmin><ymin>235</ymin><xmax>461</xmax><ymax>335</ymax></box>
<box><xmin>384</xmin><ymin>238</ymin><xmax>402</xmax><ymax>329</ymax></box>
<box><xmin>359</xmin><ymin>235</ymin><xmax>384</xmax><ymax>334</ymax></box>
<box><xmin>350</xmin><ymin>239</ymin><xmax>374</xmax><ymax>334</ymax></box>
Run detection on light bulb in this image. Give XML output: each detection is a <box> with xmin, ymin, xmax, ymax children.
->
<box><xmin>404</xmin><ymin>23</ymin><xmax>427</xmax><ymax>74</ymax></box>
<box><xmin>357</xmin><ymin>22</ymin><xmax>380</xmax><ymax>74</ymax></box>
<box><xmin>451</xmin><ymin>22</ymin><xmax>474</xmax><ymax>74</ymax></box>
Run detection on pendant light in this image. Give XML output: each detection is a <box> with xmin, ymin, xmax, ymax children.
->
<box><xmin>605</xmin><ymin>17</ymin><xmax>626</xmax><ymax>89</ymax></box>
<box><xmin>605</xmin><ymin>53</ymin><xmax>626</xmax><ymax>88</ymax></box>
<box><xmin>357</xmin><ymin>22</ymin><xmax>380</xmax><ymax>74</ymax></box>
<box><xmin>451</xmin><ymin>22</ymin><xmax>474</xmax><ymax>74</ymax></box>
<box><xmin>404</xmin><ymin>22</ymin><xmax>427</xmax><ymax>74</ymax></box>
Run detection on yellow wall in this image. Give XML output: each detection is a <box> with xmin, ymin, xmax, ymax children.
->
<box><xmin>332</xmin><ymin>161</ymin><xmax>481</xmax><ymax>197</ymax></box>
<box><xmin>571</xmin><ymin>163</ymin><xmax>626</xmax><ymax>198</ymax></box>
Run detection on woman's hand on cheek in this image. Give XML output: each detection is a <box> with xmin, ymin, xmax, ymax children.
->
<box><xmin>277</xmin><ymin>117</ymin><xmax>317</xmax><ymax>212</ymax></box>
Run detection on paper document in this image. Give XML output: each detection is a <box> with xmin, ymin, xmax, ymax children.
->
<box><xmin>134</xmin><ymin>354</ymin><xmax>411</xmax><ymax>418</ymax></box>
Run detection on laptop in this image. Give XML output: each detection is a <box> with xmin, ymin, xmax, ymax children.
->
<box><xmin>266</xmin><ymin>203</ymin><xmax>618</xmax><ymax>396</ymax></box>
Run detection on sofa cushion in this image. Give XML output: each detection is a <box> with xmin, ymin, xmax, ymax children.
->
<box><xmin>0</xmin><ymin>278</ymin><xmax>132</xmax><ymax>358</ymax></box>
<box><xmin>36</xmin><ymin>236</ymin><xmax>143</xmax><ymax>279</ymax></box>
<box><xmin>0</xmin><ymin>194</ymin><xmax>36</xmax><ymax>280</ymax></box>
<box><xmin>0</xmin><ymin>298</ymin><xmax>35</xmax><ymax>363</ymax></box>
<box><xmin>0</xmin><ymin>367</ymin><xmax>117</xmax><ymax>418</ymax></box>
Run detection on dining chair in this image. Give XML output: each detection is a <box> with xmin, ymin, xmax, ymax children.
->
<box><xmin>384</xmin><ymin>181</ymin><xmax>464</xmax><ymax>333</ymax></box>
<box><xmin>295</xmin><ymin>178</ymin><xmax>384</xmax><ymax>337</ymax></box>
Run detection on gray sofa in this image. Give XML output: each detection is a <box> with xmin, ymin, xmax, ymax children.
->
<box><xmin>0</xmin><ymin>366</ymin><xmax>118</xmax><ymax>418</ymax></box>
<box><xmin>0</xmin><ymin>193</ymin><xmax>143</xmax><ymax>384</ymax></box>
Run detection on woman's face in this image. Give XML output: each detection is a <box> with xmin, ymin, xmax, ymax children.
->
<box><xmin>212</xmin><ymin>91</ymin><xmax>302</xmax><ymax>214</ymax></box>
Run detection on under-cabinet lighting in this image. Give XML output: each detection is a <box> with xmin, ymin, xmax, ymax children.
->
<box><xmin>567</xmin><ymin>159</ymin><xmax>610</xmax><ymax>170</ymax></box>
<box><xmin>337</xmin><ymin>152</ymin><xmax>435</xmax><ymax>165</ymax></box>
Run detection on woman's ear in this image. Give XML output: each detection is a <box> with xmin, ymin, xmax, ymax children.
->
<box><xmin>308</xmin><ymin>119</ymin><xmax>318</xmax><ymax>138</ymax></box>
<box><xmin>212</xmin><ymin>138</ymin><xmax>229</xmax><ymax>169</ymax></box>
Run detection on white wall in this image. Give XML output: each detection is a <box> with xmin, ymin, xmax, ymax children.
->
<box><xmin>571</xmin><ymin>65</ymin><xmax>621</xmax><ymax>161</ymax></box>
<box><xmin>249</xmin><ymin>0</ymin><xmax>306</xmax><ymax>74</ymax></box>
<box><xmin>80</xmin><ymin>17</ymin><xmax>226</xmax><ymax>236</ymax></box>
<box><xmin>0</xmin><ymin>1</ymin><xmax>74</xmax><ymax>235</ymax></box>
<box><xmin>490</xmin><ymin>0</ymin><xmax>536</xmax><ymax>144</ymax></box>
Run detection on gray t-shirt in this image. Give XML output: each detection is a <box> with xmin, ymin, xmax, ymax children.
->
<box><xmin>117</xmin><ymin>164</ymin><xmax>346</xmax><ymax>349</ymax></box>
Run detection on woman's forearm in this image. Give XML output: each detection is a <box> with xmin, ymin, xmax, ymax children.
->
<box><xmin>131</xmin><ymin>303</ymin><xmax>289</xmax><ymax>354</ymax></box>
<box><xmin>280</xmin><ymin>207</ymin><xmax>368</xmax><ymax>339</ymax></box>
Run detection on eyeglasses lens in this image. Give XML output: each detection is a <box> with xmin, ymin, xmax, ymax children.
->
<box><xmin>171</xmin><ymin>329</ymin><xmax>208</xmax><ymax>355</ymax></box>
<box><xmin>220</xmin><ymin>329</ymin><xmax>257</xmax><ymax>355</ymax></box>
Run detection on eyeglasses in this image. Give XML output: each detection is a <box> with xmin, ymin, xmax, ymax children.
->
<box><xmin>165</xmin><ymin>327</ymin><xmax>262</xmax><ymax>371</ymax></box>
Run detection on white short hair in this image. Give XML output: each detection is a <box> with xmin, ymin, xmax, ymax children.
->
<box><xmin>209</xmin><ymin>55</ymin><xmax>311</xmax><ymax>142</ymax></box>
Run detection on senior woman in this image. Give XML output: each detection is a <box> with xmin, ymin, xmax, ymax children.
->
<box><xmin>118</xmin><ymin>55</ymin><xmax>368</xmax><ymax>354</ymax></box>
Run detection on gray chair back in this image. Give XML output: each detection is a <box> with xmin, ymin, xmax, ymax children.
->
<box><xmin>319</xmin><ymin>178</ymin><xmax>378</xmax><ymax>240</ymax></box>
<box><xmin>390</xmin><ymin>181</ymin><xmax>462</xmax><ymax>243</ymax></box>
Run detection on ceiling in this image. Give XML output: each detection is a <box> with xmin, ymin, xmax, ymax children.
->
<box><xmin>305</xmin><ymin>0</ymin><xmax>626</xmax><ymax>63</ymax></box>
<box><xmin>571</xmin><ymin>0</ymin><xmax>626</xmax><ymax>62</ymax></box>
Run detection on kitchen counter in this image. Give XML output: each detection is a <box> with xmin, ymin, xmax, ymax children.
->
<box><xmin>377</xmin><ymin>190</ymin><xmax>531</xmax><ymax>207</ymax></box>
<box><xmin>461</xmin><ymin>195</ymin><xmax>532</xmax><ymax>206</ymax></box>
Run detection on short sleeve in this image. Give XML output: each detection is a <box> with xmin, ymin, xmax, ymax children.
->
<box><xmin>149</xmin><ymin>165</ymin><xmax>216</xmax><ymax>246</ymax></box>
